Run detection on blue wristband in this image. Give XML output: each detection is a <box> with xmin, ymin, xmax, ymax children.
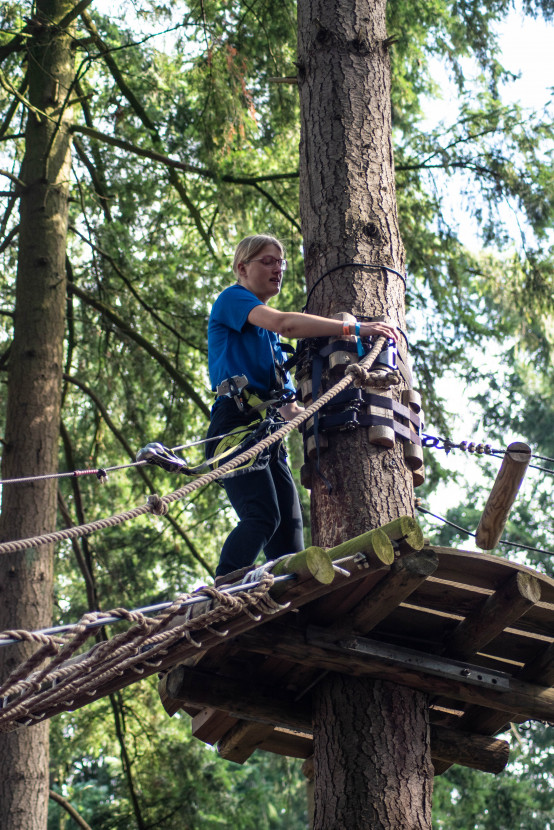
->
<box><xmin>354</xmin><ymin>321</ymin><xmax>365</xmax><ymax>356</ymax></box>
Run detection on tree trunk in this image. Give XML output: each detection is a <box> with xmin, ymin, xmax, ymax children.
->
<box><xmin>313</xmin><ymin>676</ymin><xmax>432</xmax><ymax>829</ymax></box>
<box><xmin>0</xmin><ymin>3</ymin><xmax>75</xmax><ymax>828</ymax></box>
<box><xmin>297</xmin><ymin>0</ymin><xmax>433</xmax><ymax>825</ymax></box>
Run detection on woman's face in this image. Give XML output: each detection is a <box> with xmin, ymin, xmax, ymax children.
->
<box><xmin>236</xmin><ymin>244</ymin><xmax>285</xmax><ymax>303</ymax></box>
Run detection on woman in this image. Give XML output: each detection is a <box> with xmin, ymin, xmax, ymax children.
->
<box><xmin>207</xmin><ymin>234</ymin><xmax>398</xmax><ymax>581</ymax></box>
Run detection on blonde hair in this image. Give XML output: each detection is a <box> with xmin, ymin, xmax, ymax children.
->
<box><xmin>232</xmin><ymin>235</ymin><xmax>285</xmax><ymax>277</ymax></box>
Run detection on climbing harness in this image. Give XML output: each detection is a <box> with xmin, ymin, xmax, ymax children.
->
<box><xmin>136</xmin><ymin>383</ymin><xmax>295</xmax><ymax>479</ymax></box>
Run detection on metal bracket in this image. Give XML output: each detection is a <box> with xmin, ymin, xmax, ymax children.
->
<box><xmin>307</xmin><ymin>628</ymin><xmax>511</xmax><ymax>691</ymax></box>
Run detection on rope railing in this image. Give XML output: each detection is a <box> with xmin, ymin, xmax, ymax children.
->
<box><xmin>0</xmin><ymin>338</ymin><xmax>386</xmax><ymax>556</ymax></box>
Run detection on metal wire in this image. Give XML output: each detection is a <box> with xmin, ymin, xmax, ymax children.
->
<box><xmin>0</xmin><ymin>574</ymin><xmax>297</xmax><ymax>648</ymax></box>
<box><xmin>416</xmin><ymin>504</ymin><xmax>554</xmax><ymax>557</ymax></box>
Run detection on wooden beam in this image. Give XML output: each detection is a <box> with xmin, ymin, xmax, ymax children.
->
<box><xmin>217</xmin><ymin>720</ymin><xmax>275</xmax><ymax>763</ymax></box>
<box><xmin>257</xmin><ymin>725</ymin><xmax>509</xmax><ymax>774</ymax></box>
<box><xmin>158</xmin><ymin>673</ymin><xmax>182</xmax><ymax>716</ymax></box>
<box><xmin>326</xmin><ymin>527</ymin><xmax>395</xmax><ymax>566</ymax></box>
<box><xmin>453</xmin><ymin>640</ymin><xmax>554</xmax><ymax>737</ymax></box>
<box><xmin>444</xmin><ymin>571</ymin><xmax>542</xmax><ymax>660</ymax></box>
<box><xmin>217</xmin><ymin>717</ymin><xmax>509</xmax><ymax>774</ymax></box>
<box><xmin>191</xmin><ymin>708</ymin><xmax>238</xmax><ymax>745</ymax></box>
<box><xmin>164</xmin><ymin>665</ymin><xmax>311</xmax><ymax>731</ymax></box>
<box><xmin>259</xmin><ymin>727</ymin><xmax>313</xmax><ymax>759</ymax></box>
<box><xmin>327</xmin><ymin>549</ymin><xmax>438</xmax><ymax>638</ymax></box>
<box><xmin>237</xmin><ymin>624</ymin><xmax>554</xmax><ymax>723</ymax></box>
<box><xmin>270</xmin><ymin>546</ymin><xmax>335</xmax><ymax>596</ymax></box>
<box><xmin>168</xmin><ymin>666</ymin><xmax>509</xmax><ymax>774</ymax></box>
<box><xmin>430</xmin><ymin>725</ymin><xmax>509</xmax><ymax>773</ymax></box>
<box><xmin>475</xmin><ymin>442</ymin><xmax>531</xmax><ymax>550</ymax></box>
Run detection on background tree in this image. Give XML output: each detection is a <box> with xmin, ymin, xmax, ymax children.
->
<box><xmin>0</xmin><ymin>1</ymin><xmax>78</xmax><ymax>827</ymax></box>
<box><xmin>0</xmin><ymin>0</ymin><xmax>553</xmax><ymax>827</ymax></box>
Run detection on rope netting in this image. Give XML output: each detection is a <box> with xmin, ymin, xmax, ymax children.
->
<box><xmin>0</xmin><ymin>574</ymin><xmax>288</xmax><ymax>731</ymax></box>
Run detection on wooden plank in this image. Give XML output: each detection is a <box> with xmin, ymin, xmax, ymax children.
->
<box><xmin>444</xmin><ymin>571</ymin><xmax>542</xmax><ymax>660</ymax></box>
<box><xmin>431</xmin><ymin>547</ymin><xmax>554</xmax><ymax>604</ymax></box>
<box><xmin>371</xmin><ymin>604</ymin><xmax>552</xmax><ymax>668</ymax></box>
<box><xmin>306</xmin><ymin>568</ymin><xmax>392</xmax><ymax>624</ymax></box>
<box><xmin>325</xmin><ymin>549</ymin><xmax>439</xmax><ymax>637</ymax></box>
<box><xmin>405</xmin><ymin>577</ymin><xmax>554</xmax><ymax>638</ymax></box>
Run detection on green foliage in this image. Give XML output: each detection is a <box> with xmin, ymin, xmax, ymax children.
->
<box><xmin>433</xmin><ymin>724</ymin><xmax>554</xmax><ymax>829</ymax></box>
<box><xmin>1</xmin><ymin>0</ymin><xmax>554</xmax><ymax>826</ymax></box>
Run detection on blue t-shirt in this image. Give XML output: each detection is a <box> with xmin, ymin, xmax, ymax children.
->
<box><xmin>208</xmin><ymin>284</ymin><xmax>294</xmax><ymax>396</ymax></box>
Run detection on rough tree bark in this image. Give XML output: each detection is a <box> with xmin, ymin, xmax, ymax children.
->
<box><xmin>0</xmin><ymin>2</ymin><xmax>75</xmax><ymax>828</ymax></box>
<box><xmin>297</xmin><ymin>0</ymin><xmax>433</xmax><ymax>826</ymax></box>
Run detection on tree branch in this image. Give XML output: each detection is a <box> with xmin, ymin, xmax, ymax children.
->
<box><xmin>109</xmin><ymin>692</ymin><xmax>147</xmax><ymax>830</ymax></box>
<box><xmin>0</xmin><ymin>72</ymin><xmax>27</xmax><ymax>139</ymax></box>
<box><xmin>71</xmin><ymin>124</ymin><xmax>298</xmax><ymax>185</ymax></box>
<box><xmin>251</xmin><ymin>182</ymin><xmax>301</xmax><ymax>231</ymax></box>
<box><xmin>0</xmin><ymin>224</ymin><xmax>19</xmax><ymax>254</ymax></box>
<box><xmin>0</xmin><ymin>67</ymin><xmax>51</xmax><ymax>124</ymax></box>
<box><xmin>57</xmin><ymin>0</ymin><xmax>95</xmax><ymax>30</ymax></box>
<box><xmin>0</xmin><ymin>168</ymin><xmax>25</xmax><ymax>188</ymax></box>
<box><xmin>79</xmin><ymin>11</ymin><xmax>215</xmax><ymax>249</ymax></box>
<box><xmin>0</xmin><ymin>34</ymin><xmax>27</xmax><ymax>65</ymax></box>
<box><xmin>67</xmin><ymin>281</ymin><xmax>210</xmax><ymax>417</ymax></box>
<box><xmin>48</xmin><ymin>790</ymin><xmax>93</xmax><ymax>830</ymax></box>
<box><xmin>72</xmin><ymin>136</ymin><xmax>113</xmax><ymax>220</ymax></box>
<box><xmin>59</xmin><ymin>422</ymin><xmax>98</xmax><ymax>609</ymax></box>
<box><xmin>69</xmin><ymin>226</ymin><xmax>203</xmax><ymax>351</ymax></box>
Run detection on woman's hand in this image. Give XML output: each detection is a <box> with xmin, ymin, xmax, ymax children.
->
<box><xmin>279</xmin><ymin>401</ymin><xmax>304</xmax><ymax>421</ymax></box>
<box><xmin>358</xmin><ymin>320</ymin><xmax>399</xmax><ymax>342</ymax></box>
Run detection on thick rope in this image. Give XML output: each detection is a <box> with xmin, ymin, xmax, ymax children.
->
<box><xmin>0</xmin><ymin>338</ymin><xmax>385</xmax><ymax>555</ymax></box>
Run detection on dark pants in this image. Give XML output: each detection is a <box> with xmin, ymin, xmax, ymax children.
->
<box><xmin>207</xmin><ymin>398</ymin><xmax>304</xmax><ymax>577</ymax></box>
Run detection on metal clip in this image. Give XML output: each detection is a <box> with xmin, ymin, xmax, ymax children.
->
<box><xmin>136</xmin><ymin>443</ymin><xmax>187</xmax><ymax>473</ymax></box>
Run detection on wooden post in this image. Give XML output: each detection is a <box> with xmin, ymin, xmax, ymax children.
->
<box><xmin>475</xmin><ymin>442</ymin><xmax>532</xmax><ymax>550</ymax></box>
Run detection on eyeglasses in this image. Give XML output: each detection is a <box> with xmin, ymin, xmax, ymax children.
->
<box><xmin>244</xmin><ymin>256</ymin><xmax>287</xmax><ymax>271</ymax></box>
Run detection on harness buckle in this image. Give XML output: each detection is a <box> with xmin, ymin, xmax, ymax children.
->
<box><xmin>215</xmin><ymin>375</ymin><xmax>249</xmax><ymax>398</ymax></box>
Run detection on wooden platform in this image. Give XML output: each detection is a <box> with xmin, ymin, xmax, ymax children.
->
<box><xmin>159</xmin><ymin>545</ymin><xmax>554</xmax><ymax>775</ymax></box>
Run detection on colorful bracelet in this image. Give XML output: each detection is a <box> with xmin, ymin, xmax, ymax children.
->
<box><xmin>354</xmin><ymin>320</ymin><xmax>365</xmax><ymax>356</ymax></box>
<box><xmin>342</xmin><ymin>322</ymin><xmax>350</xmax><ymax>336</ymax></box>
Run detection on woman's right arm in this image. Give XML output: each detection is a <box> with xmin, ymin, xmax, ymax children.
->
<box><xmin>247</xmin><ymin>304</ymin><xmax>398</xmax><ymax>342</ymax></box>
